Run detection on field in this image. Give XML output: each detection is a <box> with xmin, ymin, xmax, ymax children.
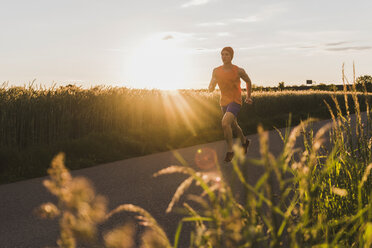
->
<box><xmin>1</xmin><ymin>85</ymin><xmax>371</xmax><ymax>184</ymax></box>
<box><xmin>35</xmin><ymin>83</ymin><xmax>372</xmax><ymax>247</ymax></box>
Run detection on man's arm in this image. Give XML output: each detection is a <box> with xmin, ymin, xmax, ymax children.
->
<box><xmin>208</xmin><ymin>68</ymin><xmax>217</xmax><ymax>92</ymax></box>
<box><xmin>238</xmin><ymin>67</ymin><xmax>253</xmax><ymax>103</ymax></box>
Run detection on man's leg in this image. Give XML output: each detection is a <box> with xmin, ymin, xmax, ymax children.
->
<box><xmin>232</xmin><ymin>119</ymin><xmax>250</xmax><ymax>154</ymax></box>
<box><xmin>221</xmin><ymin>112</ymin><xmax>236</xmax><ymax>153</ymax></box>
<box><xmin>232</xmin><ymin>119</ymin><xmax>245</xmax><ymax>144</ymax></box>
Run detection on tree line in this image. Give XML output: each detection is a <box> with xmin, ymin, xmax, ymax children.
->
<box><xmin>252</xmin><ymin>74</ymin><xmax>372</xmax><ymax>92</ymax></box>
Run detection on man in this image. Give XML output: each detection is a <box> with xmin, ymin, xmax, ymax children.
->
<box><xmin>208</xmin><ymin>47</ymin><xmax>253</xmax><ymax>162</ymax></box>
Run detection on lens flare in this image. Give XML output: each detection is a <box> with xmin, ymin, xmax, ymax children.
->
<box><xmin>194</xmin><ymin>147</ymin><xmax>217</xmax><ymax>170</ymax></box>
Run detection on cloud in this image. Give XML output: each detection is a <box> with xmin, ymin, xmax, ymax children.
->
<box><xmin>105</xmin><ymin>48</ymin><xmax>131</xmax><ymax>53</ymax></box>
<box><xmin>196</xmin><ymin>16</ymin><xmax>258</xmax><ymax>28</ymax></box>
<box><xmin>278</xmin><ymin>30</ymin><xmax>356</xmax><ymax>42</ymax></box>
<box><xmin>230</xmin><ymin>16</ymin><xmax>260</xmax><ymax>23</ymax></box>
<box><xmin>298</xmin><ymin>45</ymin><xmax>318</xmax><ymax>49</ymax></box>
<box><xmin>217</xmin><ymin>32</ymin><xmax>231</xmax><ymax>37</ymax></box>
<box><xmin>162</xmin><ymin>35</ymin><xmax>174</xmax><ymax>40</ymax></box>
<box><xmin>277</xmin><ymin>31</ymin><xmax>358</xmax><ymax>54</ymax></box>
<box><xmin>182</xmin><ymin>0</ymin><xmax>211</xmax><ymax>8</ymax></box>
<box><xmin>152</xmin><ymin>32</ymin><xmax>195</xmax><ymax>42</ymax></box>
<box><xmin>188</xmin><ymin>47</ymin><xmax>220</xmax><ymax>54</ymax></box>
<box><xmin>197</xmin><ymin>22</ymin><xmax>227</xmax><ymax>27</ymax></box>
<box><xmin>240</xmin><ymin>44</ymin><xmax>279</xmax><ymax>50</ymax></box>
<box><xmin>322</xmin><ymin>41</ymin><xmax>372</xmax><ymax>51</ymax></box>
<box><xmin>292</xmin><ymin>40</ymin><xmax>372</xmax><ymax>53</ymax></box>
<box><xmin>325</xmin><ymin>46</ymin><xmax>372</xmax><ymax>51</ymax></box>
<box><xmin>325</xmin><ymin>41</ymin><xmax>350</xmax><ymax>46</ymax></box>
<box><xmin>230</xmin><ymin>3</ymin><xmax>287</xmax><ymax>23</ymax></box>
<box><xmin>197</xmin><ymin>3</ymin><xmax>287</xmax><ymax>27</ymax></box>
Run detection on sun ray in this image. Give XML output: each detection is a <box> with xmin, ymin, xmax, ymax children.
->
<box><xmin>170</xmin><ymin>92</ymin><xmax>200</xmax><ymax>136</ymax></box>
<box><xmin>184</xmin><ymin>90</ymin><xmax>221</xmax><ymax>118</ymax></box>
<box><xmin>160</xmin><ymin>91</ymin><xmax>181</xmax><ymax>137</ymax></box>
<box><xmin>159</xmin><ymin>90</ymin><xmax>201</xmax><ymax>137</ymax></box>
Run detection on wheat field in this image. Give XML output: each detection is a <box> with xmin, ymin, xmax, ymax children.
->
<box><xmin>1</xmin><ymin>84</ymin><xmax>371</xmax><ymax>183</ymax></box>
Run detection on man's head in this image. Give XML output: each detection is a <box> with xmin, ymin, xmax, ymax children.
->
<box><xmin>221</xmin><ymin>47</ymin><xmax>234</xmax><ymax>64</ymax></box>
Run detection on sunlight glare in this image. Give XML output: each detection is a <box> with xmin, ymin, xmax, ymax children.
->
<box><xmin>160</xmin><ymin>90</ymin><xmax>200</xmax><ymax>136</ymax></box>
<box><xmin>126</xmin><ymin>34</ymin><xmax>191</xmax><ymax>90</ymax></box>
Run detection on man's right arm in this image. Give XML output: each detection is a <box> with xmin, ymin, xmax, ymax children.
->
<box><xmin>208</xmin><ymin>68</ymin><xmax>217</xmax><ymax>92</ymax></box>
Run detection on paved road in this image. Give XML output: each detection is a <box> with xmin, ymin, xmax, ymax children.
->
<box><xmin>0</xmin><ymin>115</ymin><xmax>365</xmax><ymax>248</ymax></box>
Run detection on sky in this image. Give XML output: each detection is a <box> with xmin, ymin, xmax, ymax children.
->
<box><xmin>1</xmin><ymin>0</ymin><xmax>371</xmax><ymax>89</ymax></box>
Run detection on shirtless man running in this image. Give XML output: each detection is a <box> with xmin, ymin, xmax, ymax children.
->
<box><xmin>208</xmin><ymin>47</ymin><xmax>253</xmax><ymax>162</ymax></box>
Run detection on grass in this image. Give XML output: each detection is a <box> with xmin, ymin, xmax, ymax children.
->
<box><xmin>35</xmin><ymin>67</ymin><xmax>372</xmax><ymax>247</ymax></box>
<box><xmin>1</xmin><ymin>83</ymin><xmax>372</xmax><ymax>184</ymax></box>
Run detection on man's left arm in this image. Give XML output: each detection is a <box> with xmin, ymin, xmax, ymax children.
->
<box><xmin>238</xmin><ymin>67</ymin><xmax>253</xmax><ymax>104</ymax></box>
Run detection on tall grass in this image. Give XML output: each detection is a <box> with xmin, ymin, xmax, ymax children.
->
<box><xmin>1</xmin><ymin>84</ymin><xmax>371</xmax><ymax>150</ymax></box>
<box><xmin>0</xmin><ymin>85</ymin><xmax>223</xmax><ymax>149</ymax></box>
<box><xmin>2</xmin><ymin>83</ymin><xmax>372</xmax><ymax>184</ymax></box>
<box><xmin>37</xmin><ymin>67</ymin><xmax>371</xmax><ymax>247</ymax></box>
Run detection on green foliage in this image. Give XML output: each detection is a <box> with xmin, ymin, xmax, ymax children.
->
<box><xmin>152</xmin><ymin>80</ymin><xmax>372</xmax><ymax>246</ymax></box>
<box><xmin>36</xmin><ymin>66</ymin><xmax>371</xmax><ymax>247</ymax></box>
<box><xmin>356</xmin><ymin>75</ymin><xmax>372</xmax><ymax>92</ymax></box>
<box><xmin>3</xmin><ymin>84</ymin><xmax>371</xmax><ymax>184</ymax></box>
<box><xmin>38</xmin><ymin>107</ymin><xmax>371</xmax><ymax>247</ymax></box>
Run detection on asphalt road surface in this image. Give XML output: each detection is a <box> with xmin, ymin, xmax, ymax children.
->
<box><xmin>0</xmin><ymin>115</ymin><xmax>365</xmax><ymax>247</ymax></box>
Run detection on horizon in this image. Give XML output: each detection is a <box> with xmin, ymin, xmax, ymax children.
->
<box><xmin>0</xmin><ymin>79</ymin><xmax>355</xmax><ymax>91</ymax></box>
<box><xmin>1</xmin><ymin>0</ymin><xmax>371</xmax><ymax>90</ymax></box>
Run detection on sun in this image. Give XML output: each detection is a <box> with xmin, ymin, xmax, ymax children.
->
<box><xmin>125</xmin><ymin>34</ymin><xmax>191</xmax><ymax>90</ymax></box>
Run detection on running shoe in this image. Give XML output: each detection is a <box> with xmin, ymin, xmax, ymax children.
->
<box><xmin>242</xmin><ymin>139</ymin><xmax>251</xmax><ymax>154</ymax></box>
<box><xmin>224</xmin><ymin>152</ymin><xmax>234</xmax><ymax>162</ymax></box>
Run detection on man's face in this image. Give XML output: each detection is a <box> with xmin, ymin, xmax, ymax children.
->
<box><xmin>221</xmin><ymin>51</ymin><xmax>232</xmax><ymax>64</ymax></box>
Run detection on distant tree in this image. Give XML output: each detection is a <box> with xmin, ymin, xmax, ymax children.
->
<box><xmin>278</xmin><ymin>82</ymin><xmax>285</xmax><ymax>91</ymax></box>
<box><xmin>312</xmin><ymin>83</ymin><xmax>341</xmax><ymax>91</ymax></box>
<box><xmin>314</xmin><ymin>83</ymin><xmax>328</xmax><ymax>91</ymax></box>
<box><xmin>330</xmin><ymin>84</ymin><xmax>338</xmax><ymax>92</ymax></box>
<box><xmin>252</xmin><ymin>84</ymin><xmax>265</xmax><ymax>92</ymax></box>
<box><xmin>356</xmin><ymin>75</ymin><xmax>372</xmax><ymax>92</ymax></box>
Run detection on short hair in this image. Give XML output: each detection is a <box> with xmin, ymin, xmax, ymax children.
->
<box><xmin>221</xmin><ymin>47</ymin><xmax>234</xmax><ymax>59</ymax></box>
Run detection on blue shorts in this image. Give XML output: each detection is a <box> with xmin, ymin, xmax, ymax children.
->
<box><xmin>221</xmin><ymin>102</ymin><xmax>241</xmax><ymax>117</ymax></box>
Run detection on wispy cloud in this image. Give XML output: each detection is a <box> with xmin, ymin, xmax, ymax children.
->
<box><xmin>240</xmin><ymin>44</ymin><xmax>278</xmax><ymax>50</ymax></box>
<box><xmin>298</xmin><ymin>45</ymin><xmax>318</xmax><ymax>49</ymax></box>
<box><xmin>197</xmin><ymin>22</ymin><xmax>227</xmax><ymax>27</ymax></box>
<box><xmin>230</xmin><ymin>16</ymin><xmax>260</xmax><ymax>23</ymax></box>
<box><xmin>182</xmin><ymin>0</ymin><xmax>211</xmax><ymax>8</ymax></box>
<box><xmin>186</xmin><ymin>47</ymin><xmax>220</xmax><ymax>54</ymax></box>
<box><xmin>217</xmin><ymin>32</ymin><xmax>231</xmax><ymax>37</ymax></box>
<box><xmin>105</xmin><ymin>32</ymin><xmax>194</xmax><ymax>53</ymax></box>
<box><xmin>105</xmin><ymin>48</ymin><xmax>131</xmax><ymax>53</ymax></box>
<box><xmin>277</xmin><ymin>31</ymin><xmax>358</xmax><ymax>54</ymax></box>
<box><xmin>325</xmin><ymin>41</ymin><xmax>350</xmax><ymax>46</ymax></box>
<box><xmin>155</xmin><ymin>32</ymin><xmax>195</xmax><ymax>42</ymax></box>
<box><xmin>162</xmin><ymin>35</ymin><xmax>174</xmax><ymax>40</ymax></box>
<box><xmin>196</xmin><ymin>16</ymin><xmax>257</xmax><ymax>27</ymax></box>
<box><xmin>293</xmin><ymin>40</ymin><xmax>372</xmax><ymax>53</ymax></box>
<box><xmin>197</xmin><ymin>3</ymin><xmax>287</xmax><ymax>27</ymax></box>
<box><xmin>325</xmin><ymin>46</ymin><xmax>372</xmax><ymax>51</ymax></box>
<box><xmin>231</xmin><ymin>3</ymin><xmax>287</xmax><ymax>23</ymax></box>
<box><xmin>278</xmin><ymin>30</ymin><xmax>356</xmax><ymax>40</ymax></box>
